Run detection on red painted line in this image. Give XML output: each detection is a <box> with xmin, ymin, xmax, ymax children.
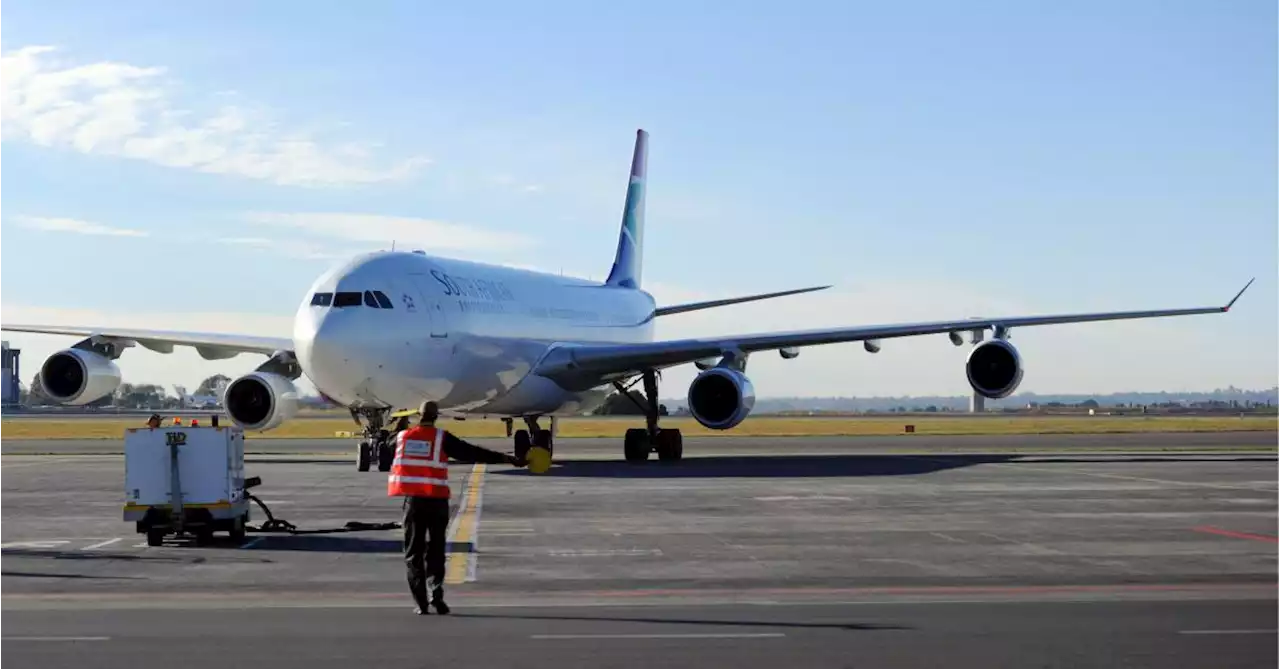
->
<box><xmin>1193</xmin><ymin>526</ymin><xmax>1279</xmax><ymax>543</ymax></box>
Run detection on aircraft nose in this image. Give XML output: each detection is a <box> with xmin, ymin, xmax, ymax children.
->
<box><xmin>294</xmin><ymin>308</ymin><xmax>362</xmax><ymax>402</ymax></box>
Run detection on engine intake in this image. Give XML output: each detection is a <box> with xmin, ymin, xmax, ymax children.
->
<box><xmin>687</xmin><ymin>367</ymin><xmax>756</xmax><ymax>430</ymax></box>
<box><xmin>224</xmin><ymin>372</ymin><xmax>300</xmax><ymax>431</ymax></box>
<box><xmin>965</xmin><ymin>339</ymin><xmax>1024</xmax><ymax>399</ymax></box>
<box><xmin>38</xmin><ymin>349</ymin><xmax>122</xmax><ymax>405</ymax></box>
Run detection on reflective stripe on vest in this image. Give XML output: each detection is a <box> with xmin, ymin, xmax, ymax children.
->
<box><xmin>388</xmin><ymin>426</ymin><xmax>450</xmax><ymax>498</ymax></box>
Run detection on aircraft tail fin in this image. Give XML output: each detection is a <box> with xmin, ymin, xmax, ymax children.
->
<box><xmin>604</xmin><ymin>129</ymin><xmax>648</xmax><ymax>289</ymax></box>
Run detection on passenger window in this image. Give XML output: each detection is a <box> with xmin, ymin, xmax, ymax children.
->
<box><xmin>364</xmin><ymin>291</ymin><xmax>380</xmax><ymax>308</ymax></box>
<box><xmin>333</xmin><ymin>292</ymin><xmax>362</xmax><ymax>307</ymax></box>
<box><xmin>373</xmin><ymin>291</ymin><xmax>394</xmax><ymax>309</ymax></box>
<box><xmin>311</xmin><ymin>293</ymin><xmax>333</xmax><ymax>306</ymax></box>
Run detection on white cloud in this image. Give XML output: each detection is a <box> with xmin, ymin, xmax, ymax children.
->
<box><xmin>217</xmin><ymin>236</ymin><xmax>340</xmax><ymax>261</ymax></box>
<box><xmin>244</xmin><ymin>211</ymin><xmax>533</xmax><ymax>253</ymax></box>
<box><xmin>12</xmin><ymin>215</ymin><xmax>148</xmax><ymax>237</ymax></box>
<box><xmin>1</xmin><ymin>45</ymin><xmax>429</xmax><ymax>186</ymax></box>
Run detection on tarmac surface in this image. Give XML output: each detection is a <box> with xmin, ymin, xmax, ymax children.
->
<box><xmin>3</xmin><ymin>434</ymin><xmax>1277</xmax><ymax>668</ymax></box>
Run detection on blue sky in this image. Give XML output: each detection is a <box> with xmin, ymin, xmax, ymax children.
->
<box><xmin>2</xmin><ymin>0</ymin><xmax>1275</xmax><ymax>397</ymax></box>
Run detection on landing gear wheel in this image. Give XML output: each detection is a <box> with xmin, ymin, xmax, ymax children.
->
<box><xmin>357</xmin><ymin>440</ymin><xmax>371</xmax><ymax>472</ymax></box>
<box><xmin>514</xmin><ymin>429</ymin><xmax>532</xmax><ymax>461</ymax></box>
<box><xmin>624</xmin><ymin>428</ymin><xmax>650</xmax><ymax>462</ymax></box>
<box><xmin>146</xmin><ymin>529</ymin><xmax>165</xmax><ymax>547</ymax></box>
<box><xmin>377</xmin><ymin>440</ymin><xmax>394</xmax><ymax>472</ymax></box>
<box><xmin>656</xmin><ymin>429</ymin><xmax>684</xmax><ymax>461</ymax></box>
<box><xmin>532</xmin><ymin>429</ymin><xmax>553</xmax><ymax>455</ymax></box>
<box><xmin>229</xmin><ymin>514</ymin><xmax>246</xmax><ymax>542</ymax></box>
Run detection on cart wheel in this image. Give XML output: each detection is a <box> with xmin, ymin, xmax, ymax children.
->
<box><xmin>229</xmin><ymin>515</ymin><xmax>246</xmax><ymax>542</ymax></box>
<box><xmin>194</xmin><ymin>528</ymin><xmax>213</xmax><ymax>546</ymax></box>
<box><xmin>146</xmin><ymin>529</ymin><xmax>165</xmax><ymax>547</ymax></box>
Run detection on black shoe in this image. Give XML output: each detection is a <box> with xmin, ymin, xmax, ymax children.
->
<box><xmin>431</xmin><ymin>589</ymin><xmax>450</xmax><ymax>615</ymax></box>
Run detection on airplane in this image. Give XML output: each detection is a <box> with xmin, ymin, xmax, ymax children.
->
<box><xmin>2</xmin><ymin>129</ymin><xmax>1254</xmax><ymax>472</ymax></box>
<box><xmin>173</xmin><ymin>380</ymin><xmax>227</xmax><ymax>409</ymax></box>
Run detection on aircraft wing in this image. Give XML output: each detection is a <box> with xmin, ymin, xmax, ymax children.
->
<box><xmin>0</xmin><ymin>324</ymin><xmax>291</xmax><ymax>359</ymax></box>
<box><xmin>535</xmin><ymin>279</ymin><xmax>1254</xmax><ymax>390</ymax></box>
<box><xmin>654</xmin><ymin>285</ymin><xmax>831</xmax><ymax>317</ymax></box>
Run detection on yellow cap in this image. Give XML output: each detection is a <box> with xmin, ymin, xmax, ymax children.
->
<box><xmin>526</xmin><ymin>446</ymin><xmax>552</xmax><ymax>475</ymax></box>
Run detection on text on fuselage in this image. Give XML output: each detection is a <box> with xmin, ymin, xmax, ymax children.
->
<box><xmin>431</xmin><ymin>270</ymin><xmax>515</xmax><ymax>302</ymax></box>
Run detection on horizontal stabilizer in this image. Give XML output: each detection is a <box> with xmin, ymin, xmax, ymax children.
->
<box><xmin>654</xmin><ymin>285</ymin><xmax>831</xmax><ymax>317</ymax></box>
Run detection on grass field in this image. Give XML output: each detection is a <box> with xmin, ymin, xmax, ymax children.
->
<box><xmin>2</xmin><ymin>414</ymin><xmax>1275</xmax><ymax>440</ymax></box>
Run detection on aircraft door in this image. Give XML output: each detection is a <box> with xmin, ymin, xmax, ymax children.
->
<box><xmin>408</xmin><ymin>274</ymin><xmax>449</xmax><ymax>338</ymax></box>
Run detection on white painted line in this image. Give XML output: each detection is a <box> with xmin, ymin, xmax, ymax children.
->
<box><xmin>1</xmin><ymin>540</ymin><xmax>70</xmax><ymax>549</ymax></box>
<box><xmin>1179</xmin><ymin>629</ymin><xmax>1277</xmax><ymax>635</ymax></box>
<box><xmin>531</xmin><ymin>633</ymin><xmax>785</xmax><ymax>640</ymax></box>
<box><xmin>81</xmin><ymin>538</ymin><xmax>122</xmax><ymax>551</ymax></box>
<box><xmin>240</xmin><ymin>537</ymin><xmax>265</xmax><ymax>550</ymax></box>
<box><xmin>4</xmin><ymin>636</ymin><xmax>111</xmax><ymax>642</ymax></box>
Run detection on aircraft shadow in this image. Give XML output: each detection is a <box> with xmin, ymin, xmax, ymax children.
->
<box><xmin>499</xmin><ymin>454</ymin><xmax>1015</xmax><ymax>479</ymax></box>
<box><xmin>451</xmin><ymin>611</ymin><xmax>910</xmax><ymax>632</ymax></box>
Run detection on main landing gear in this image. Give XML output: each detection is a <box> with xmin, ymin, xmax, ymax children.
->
<box><xmin>617</xmin><ymin>370</ymin><xmax>683</xmax><ymax>463</ymax></box>
<box><xmin>352</xmin><ymin>408</ymin><xmax>396</xmax><ymax>473</ymax></box>
<box><xmin>508</xmin><ymin>416</ymin><xmax>554</xmax><ymax>463</ymax></box>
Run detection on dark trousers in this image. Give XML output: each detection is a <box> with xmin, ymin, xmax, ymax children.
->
<box><xmin>402</xmin><ymin>495</ymin><xmax>451</xmax><ymax>606</ymax></box>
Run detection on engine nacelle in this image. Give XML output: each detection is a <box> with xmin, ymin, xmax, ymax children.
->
<box><xmin>224</xmin><ymin>372</ymin><xmax>300</xmax><ymax>431</ymax></box>
<box><xmin>38</xmin><ymin>349</ymin><xmax>122</xmax><ymax>405</ymax></box>
<box><xmin>687</xmin><ymin>367</ymin><xmax>756</xmax><ymax>430</ymax></box>
<box><xmin>965</xmin><ymin>338</ymin><xmax>1024</xmax><ymax>399</ymax></box>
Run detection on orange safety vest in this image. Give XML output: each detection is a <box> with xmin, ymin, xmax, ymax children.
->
<box><xmin>387</xmin><ymin>426</ymin><xmax>450</xmax><ymax>499</ymax></box>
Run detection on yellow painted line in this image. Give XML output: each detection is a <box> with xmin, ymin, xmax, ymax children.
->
<box><xmin>445</xmin><ymin>464</ymin><xmax>487</xmax><ymax>585</ymax></box>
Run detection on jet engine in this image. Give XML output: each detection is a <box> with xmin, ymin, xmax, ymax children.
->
<box><xmin>38</xmin><ymin>349</ymin><xmax>122</xmax><ymax>405</ymax></box>
<box><xmin>224</xmin><ymin>372</ymin><xmax>300</xmax><ymax>431</ymax></box>
<box><xmin>965</xmin><ymin>338</ymin><xmax>1024</xmax><ymax>399</ymax></box>
<box><xmin>687</xmin><ymin>367</ymin><xmax>756</xmax><ymax>430</ymax></box>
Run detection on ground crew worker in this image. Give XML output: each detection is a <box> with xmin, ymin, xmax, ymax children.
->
<box><xmin>390</xmin><ymin>400</ymin><xmax>527</xmax><ymax>615</ymax></box>
<box><xmin>146</xmin><ymin>414</ymin><xmax>162</xmax><ymax>428</ymax></box>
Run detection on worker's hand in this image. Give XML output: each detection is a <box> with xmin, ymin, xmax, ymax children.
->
<box><xmin>506</xmin><ymin>453</ymin><xmax>528</xmax><ymax>467</ymax></box>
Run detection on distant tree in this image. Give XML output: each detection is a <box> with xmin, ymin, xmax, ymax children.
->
<box><xmin>196</xmin><ymin>374</ymin><xmax>232</xmax><ymax>396</ymax></box>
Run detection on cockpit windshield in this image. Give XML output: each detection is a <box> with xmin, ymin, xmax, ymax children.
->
<box><xmin>310</xmin><ymin>290</ymin><xmax>394</xmax><ymax>309</ymax></box>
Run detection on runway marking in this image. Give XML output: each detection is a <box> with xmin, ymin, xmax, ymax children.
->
<box><xmin>993</xmin><ymin>462</ymin><xmax>1277</xmax><ymax>493</ymax></box>
<box><xmin>530</xmin><ymin>633</ymin><xmax>786</xmax><ymax>640</ymax></box>
<box><xmin>1191</xmin><ymin>526</ymin><xmax>1279</xmax><ymax>544</ymax></box>
<box><xmin>445</xmin><ymin>464</ymin><xmax>487</xmax><ymax>585</ymax></box>
<box><xmin>80</xmin><ymin>538</ymin><xmax>121</xmax><ymax>551</ymax></box>
<box><xmin>3</xmin><ymin>636</ymin><xmax>111</xmax><ymax>642</ymax></box>
<box><xmin>1</xmin><ymin>540</ymin><xmax>70</xmax><ymax>550</ymax></box>
<box><xmin>1179</xmin><ymin>629</ymin><xmax>1277</xmax><ymax>635</ymax></box>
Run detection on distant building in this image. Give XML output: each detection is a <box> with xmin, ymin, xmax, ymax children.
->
<box><xmin>1</xmin><ymin>341</ymin><xmax>20</xmax><ymax>405</ymax></box>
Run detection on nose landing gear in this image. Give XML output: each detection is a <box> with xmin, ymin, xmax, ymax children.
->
<box><xmin>512</xmin><ymin>416</ymin><xmax>553</xmax><ymax>462</ymax></box>
<box><xmin>352</xmin><ymin>407</ymin><xmax>395</xmax><ymax>472</ymax></box>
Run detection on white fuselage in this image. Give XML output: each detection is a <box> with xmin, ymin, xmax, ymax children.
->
<box><xmin>292</xmin><ymin>251</ymin><xmax>656</xmax><ymax>416</ymax></box>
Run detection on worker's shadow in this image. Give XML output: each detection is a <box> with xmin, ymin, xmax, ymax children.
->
<box><xmin>499</xmin><ymin>454</ymin><xmax>1014</xmax><ymax>479</ymax></box>
<box><xmin>451</xmin><ymin>611</ymin><xmax>911</xmax><ymax>633</ymax></box>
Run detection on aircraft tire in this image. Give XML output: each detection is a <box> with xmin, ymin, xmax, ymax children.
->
<box><xmin>357</xmin><ymin>441</ymin><xmax>371</xmax><ymax>472</ymax></box>
<box><xmin>533</xmin><ymin>429</ymin><xmax>553</xmax><ymax>455</ymax></box>
<box><xmin>656</xmin><ymin>429</ymin><xmax>683</xmax><ymax>462</ymax></box>
<box><xmin>514</xmin><ymin>429</ymin><xmax>532</xmax><ymax>461</ymax></box>
<box><xmin>377</xmin><ymin>441</ymin><xmax>394</xmax><ymax>472</ymax></box>
<box><xmin>623</xmin><ymin>428</ymin><xmax>649</xmax><ymax>462</ymax></box>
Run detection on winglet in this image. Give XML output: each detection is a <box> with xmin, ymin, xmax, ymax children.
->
<box><xmin>1223</xmin><ymin>278</ymin><xmax>1255</xmax><ymax>311</ymax></box>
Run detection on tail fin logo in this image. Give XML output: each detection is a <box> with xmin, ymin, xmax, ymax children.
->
<box><xmin>606</xmin><ymin>130</ymin><xmax>648</xmax><ymax>289</ymax></box>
